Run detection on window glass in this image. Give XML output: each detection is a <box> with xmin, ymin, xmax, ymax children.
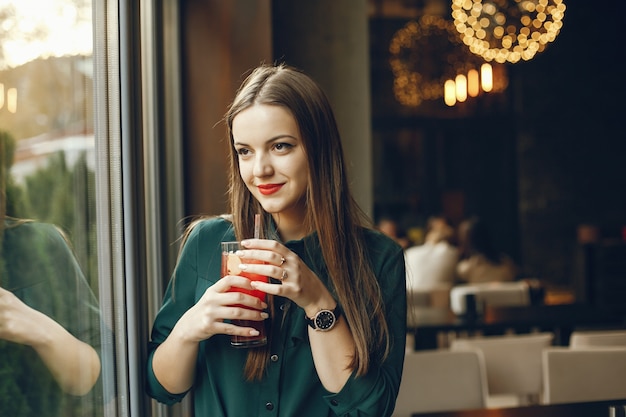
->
<box><xmin>1</xmin><ymin>1</ymin><xmax>104</xmax><ymax>416</ymax></box>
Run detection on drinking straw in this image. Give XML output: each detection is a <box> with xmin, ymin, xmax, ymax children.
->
<box><xmin>254</xmin><ymin>213</ymin><xmax>261</xmax><ymax>239</ymax></box>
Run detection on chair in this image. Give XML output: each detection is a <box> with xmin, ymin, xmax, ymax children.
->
<box><xmin>450</xmin><ymin>332</ymin><xmax>554</xmax><ymax>406</ymax></box>
<box><xmin>406</xmin><ymin>283</ymin><xmax>452</xmax><ymax>328</ymax></box>
<box><xmin>393</xmin><ymin>349</ymin><xmax>488</xmax><ymax>416</ymax></box>
<box><xmin>449</xmin><ymin>281</ymin><xmax>530</xmax><ymax>316</ymax></box>
<box><xmin>542</xmin><ymin>346</ymin><xmax>626</xmax><ymax>404</ymax></box>
<box><xmin>569</xmin><ymin>329</ymin><xmax>626</xmax><ymax>348</ymax></box>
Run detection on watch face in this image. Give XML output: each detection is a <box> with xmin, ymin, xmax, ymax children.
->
<box><xmin>315</xmin><ymin>310</ymin><xmax>335</xmax><ymax>330</ymax></box>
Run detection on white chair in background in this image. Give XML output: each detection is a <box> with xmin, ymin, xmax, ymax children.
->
<box><xmin>406</xmin><ymin>283</ymin><xmax>452</xmax><ymax>328</ymax></box>
<box><xmin>449</xmin><ymin>281</ymin><xmax>530</xmax><ymax>316</ymax></box>
<box><xmin>392</xmin><ymin>349</ymin><xmax>488</xmax><ymax>416</ymax></box>
<box><xmin>541</xmin><ymin>346</ymin><xmax>626</xmax><ymax>404</ymax></box>
<box><xmin>450</xmin><ymin>332</ymin><xmax>554</xmax><ymax>406</ymax></box>
<box><xmin>569</xmin><ymin>329</ymin><xmax>626</xmax><ymax>348</ymax></box>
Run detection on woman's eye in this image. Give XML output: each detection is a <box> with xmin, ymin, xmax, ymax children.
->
<box><xmin>273</xmin><ymin>143</ymin><xmax>292</xmax><ymax>152</ymax></box>
<box><xmin>236</xmin><ymin>148</ymin><xmax>251</xmax><ymax>156</ymax></box>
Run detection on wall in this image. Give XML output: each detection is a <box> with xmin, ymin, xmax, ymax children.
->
<box><xmin>272</xmin><ymin>0</ymin><xmax>373</xmax><ymax>216</ymax></box>
<box><xmin>181</xmin><ymin>0</ymin><xmax>272</xmax><ymax>217</ymax></box>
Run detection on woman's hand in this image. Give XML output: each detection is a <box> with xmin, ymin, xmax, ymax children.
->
<box><xmin>239</xmin><ymin>239</ymin><xmax>337</xmax><ymax>317</ymax></box>
<box><xmin>0</xmin><ymin>286</ymin><xmax>49</xmax><ymax>345</ymax></box>
<box><xmin>153</xmin><ymin>270</ymin><xmax>269</xmax><ymax>394</ymax></box>
<box><xmin>173</xmin><ymin>275</ymin><xmax>269</xmax><ymax>343</ymax></box>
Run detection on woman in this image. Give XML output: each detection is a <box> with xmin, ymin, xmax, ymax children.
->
<box><xmin>146</xmin><ymin>64</ymin><xmax>407</xmax><ymax>416</ymax></box>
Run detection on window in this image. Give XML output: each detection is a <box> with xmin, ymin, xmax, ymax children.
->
<box><xmin>1</xmin><ymin>1</ymin><xmax>103</xmax><ymax>416</ymax></box>
<box><xmin>1</xmin><ymin>1</ymin><xmax>183</xmax><ymax>416</ymax></box>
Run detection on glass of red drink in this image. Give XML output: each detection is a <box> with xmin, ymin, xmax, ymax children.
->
<box><xmin>220</xmin><ymin>241</ymin><xmax>268</xmax><ymax>347</ymax></box>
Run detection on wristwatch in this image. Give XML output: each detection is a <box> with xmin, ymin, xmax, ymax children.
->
<box><xmin>305</xmin><ymin>304</ymin><xmax>342</xmax><ymax>331</ymax></box>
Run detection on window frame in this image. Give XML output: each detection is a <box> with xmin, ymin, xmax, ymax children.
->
<box><xmin>93</xmin><ymin>1</ymin><xmax>184</xmax><ymax>416</ymax></box>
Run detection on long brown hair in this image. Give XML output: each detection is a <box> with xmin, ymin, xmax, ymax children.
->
<box><xmin>224</xmin><ymin>64</ymin><xmax>390</xmax><ymax>380</ymax></box>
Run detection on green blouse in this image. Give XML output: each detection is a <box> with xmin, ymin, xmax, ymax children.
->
<box><xmin>146</xmin><ymin>217</ymin><xmax>407</xmax><ymax>417</ymax></box>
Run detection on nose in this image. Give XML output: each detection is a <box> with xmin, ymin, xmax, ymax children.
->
<box><xmin>252</xmin><ymin>152</ymin><xmax>273</xmax><ymax>178</ymax></box>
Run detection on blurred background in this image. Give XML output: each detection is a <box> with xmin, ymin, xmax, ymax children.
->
<box><xmin>1</xmin><ymin>1</ymin><xmax>625</xmax><ymax>415</ymax></box>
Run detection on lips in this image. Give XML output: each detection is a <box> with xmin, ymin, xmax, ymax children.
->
<box><xmin>257</xmin><ymin>183</ymin><xmax>283</xmax><ymax>195</ymax></box>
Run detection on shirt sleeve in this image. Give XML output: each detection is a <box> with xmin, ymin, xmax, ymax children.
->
<box><xmin>322</xmin><ymin>239</ymin><xmax>407</xmax><ymax>417</ymax></box>
<box><xmin>145</xmin><ymin>221</ymin><xmax>203</xmax><ymax>404</ymax></box>
<box><xmin>146</xmin><ymin>218</ymin><xmax>231</xmax><ymax>404</ymax></box>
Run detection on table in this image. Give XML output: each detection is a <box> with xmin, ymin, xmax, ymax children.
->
<box><xmin>409</xmin><ymin>303</ymin><xmax>626</xmax><ymax>350</ymax></box>
<box><xmin>411</xmin><ymin>399</ymin><xmax>626</xmax><ymax>417</ymax></box>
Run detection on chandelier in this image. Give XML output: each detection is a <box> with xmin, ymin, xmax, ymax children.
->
<box><xmin>389</xmin><ymin>15</ymin><xmax>507</xmax><ymax>107</ymax></box>
<box><xmin>451</xmin><ymin>0</ymin><xmax>566</xmax><ymax>64</ymax></box>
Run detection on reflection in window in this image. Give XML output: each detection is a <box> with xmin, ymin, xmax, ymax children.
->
<box><xmin>1</xmin><ymin>1</ymin><xmax>104</xmax><ymax>416</ymax></box>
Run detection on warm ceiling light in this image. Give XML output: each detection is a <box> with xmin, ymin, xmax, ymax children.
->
<box><xmin>468</xmin><ymin>69</ymin><xmax>480</xmax><ymax>97</ymax></box>
<box><xmin>451</xmin><ymin>0</ymin><xmax>566</xmax><ymax>64</ymax></box>
<box><xmin>444</xmin><ymin>79</ymin><xmax>457</xmax><ymax>106</ymax></box>
<box><xmin>455</xmin><ymin>74</ymin><xmax>468</xmax><ymax>102</ymax></box>
<box><xmin>481</xmin><ymin>63</ymin><xmax>493</xmax><ymax>92</ymax></box>
<box><xmin>389</xmin><ymin>15</ymin><xmax>491</xmax><ymax>107</ymax></box>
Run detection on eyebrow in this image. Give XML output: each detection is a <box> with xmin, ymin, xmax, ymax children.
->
<box><xmin>233</xmin><ymin>134</ymin><xmax>299</xmax><ymax>147</ymax></box>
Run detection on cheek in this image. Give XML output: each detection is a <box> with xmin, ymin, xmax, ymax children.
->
<box><xmin>238</xmin><ymin>161</ymin><xmax>252</xmax><ymax>182</ymax></box>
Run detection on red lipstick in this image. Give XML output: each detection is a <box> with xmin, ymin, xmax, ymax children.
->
<box><xmin>257</xmin><ymin>184</ymin><xmax>283</xmax><ymax>195</ymax></box>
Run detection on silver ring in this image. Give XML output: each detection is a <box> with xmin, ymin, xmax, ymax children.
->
<box><xmin>280</xmin><ymin>256</ymin><xmax>286</xmax><ymax>266</ymax></box>
<box><xmin>281</xmin><ymin>269</ymin><xmax>288</xmax><ymax>280</ymax></box>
